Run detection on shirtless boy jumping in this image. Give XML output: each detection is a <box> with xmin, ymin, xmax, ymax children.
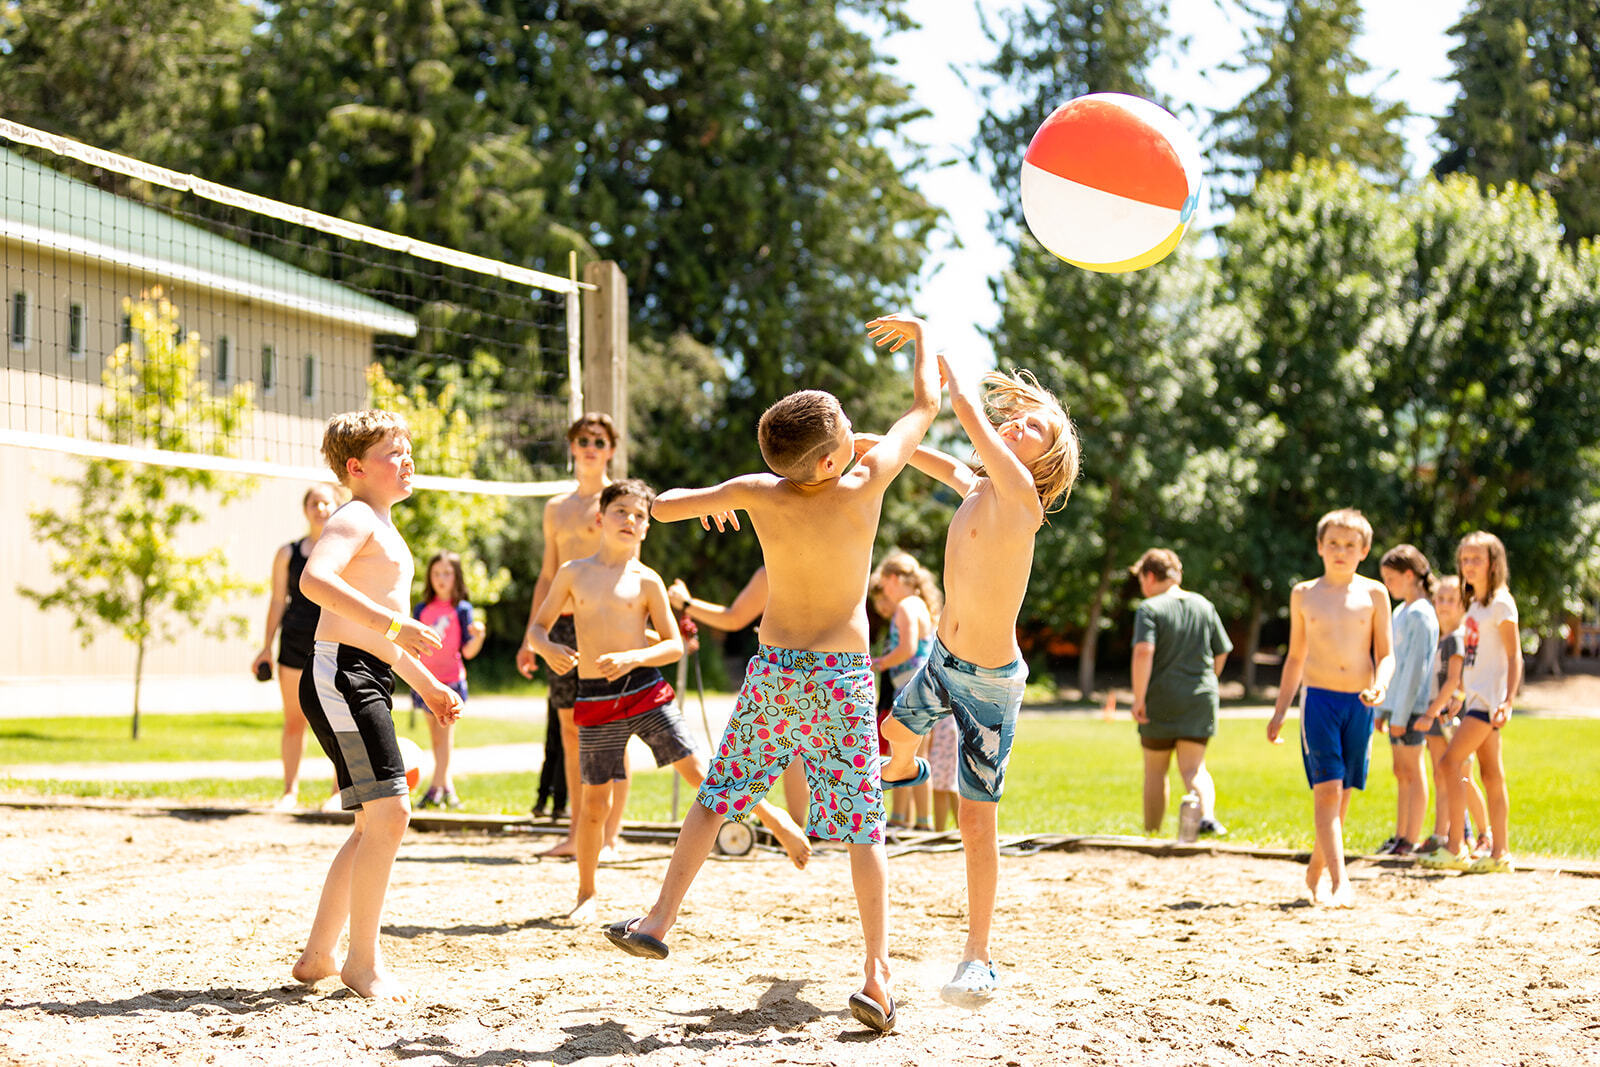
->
<box><xmin>877</xmin><ymin>350</ymin><xmax>1078</xmax><ymax>1006</ymax></box>
<box><xmin>293</xmin><ymin>410</ymin><xmax>463</xmax><ymax>1003</ymax></box>
<box><xmin>603</xmin><ymin>311</ymin><xmax>941</xmax><ymax>1034</ymax></box>
<box><xmin>524</xmin><ymin>479</ymin><xmax>810</xmax><ymax>921</ymax></box>
<box><xmin>1267</xmin><ymin>508</ymin><xmax>1395</xmax><ymax>907</ymax></box>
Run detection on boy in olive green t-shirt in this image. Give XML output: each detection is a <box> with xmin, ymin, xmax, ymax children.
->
<box><xmin>1128</xmin><ymin>549</ymin><xmax>1232</xmax><ymax>835</ymax></box>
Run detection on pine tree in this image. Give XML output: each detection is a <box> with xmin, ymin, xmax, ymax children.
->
<box><xmin>1209</xmin><ymin>0</ymin><xmax>1408</xmax><ymax>206</ymax></box>
<box><xmin>1435</xmin><ymin>0</ymin><xmax>1600</xmax><ymax>242</ymax></box>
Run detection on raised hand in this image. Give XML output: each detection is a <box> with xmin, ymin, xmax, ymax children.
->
<box><xmin>864</xmin><ymin>312</ymin><xmax>928</xmax><ymax>353</ymax></box>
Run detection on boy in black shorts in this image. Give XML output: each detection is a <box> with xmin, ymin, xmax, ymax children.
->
<box><xmin>293</xmin><ymin>410</ymin><xmax>463</xmax><ymax>1003</ymax></box>
<box><xmin>525</xmin><ymin>479</ymin><xmax>811</xmax><ymax>921</ymax></box>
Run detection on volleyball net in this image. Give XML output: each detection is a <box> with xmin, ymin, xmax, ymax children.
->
<box><xmin>0</xmin><ymin>117</ymin><xmax>585</xmax><ymax>496</ymax></box>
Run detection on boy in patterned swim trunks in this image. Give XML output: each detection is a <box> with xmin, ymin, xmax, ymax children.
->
<box><xmin>292</xmin><ymin>410</ymin><xmax>463</xmax><ymax>1004</ymax></box>
<box><xmin>602</xmin><ymin>311</ymin><xmax>941</xmax><ymax>1034</ymax></box>
<box><xmin>525</xmin><ymin>479</ymin><xmax>811</xmax><ymax>921</ymax></box>
<box><xmin>875</xmin><ymin>351</ymin><xmax>1079</xmax><ymax>1008</ymax></box>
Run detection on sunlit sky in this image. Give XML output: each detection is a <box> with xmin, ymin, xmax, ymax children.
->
<box><xmin>879</xmin><ymin>1</ymin><xmax>1468</xmax><ymax>375</ymax></box>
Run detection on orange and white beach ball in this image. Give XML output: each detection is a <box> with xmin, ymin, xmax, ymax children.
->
<box><xmin>1020</xmin><ymin>93</ymin><xmax>1204</xmax><ymax>273</ymax></box>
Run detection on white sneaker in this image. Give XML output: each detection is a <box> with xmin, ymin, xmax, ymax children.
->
<box><xmin>939</xmin><ymin>959</ymin><xmax>999</xmax><ymax>1007</ymax></box>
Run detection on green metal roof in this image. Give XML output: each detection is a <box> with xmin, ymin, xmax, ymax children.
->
<box><xmin>0</xmin><ymin>145</ymin><xmax>416</xmax><ymax>336</ymax></box>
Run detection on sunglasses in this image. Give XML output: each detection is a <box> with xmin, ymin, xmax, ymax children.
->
<box><xmin>573</xmin><ymin>436</ymin><xmax>611</xmax><ymax>449</ymax></box>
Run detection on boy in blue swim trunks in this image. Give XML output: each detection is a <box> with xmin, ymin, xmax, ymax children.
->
<box><xmin>875</xmin><ymin>350</ymin><xmax>1078</xmax><ymax>1007</ymax></box>
<box><xmin>1267</xmin><ymin>508</ymin><xmax>1395</xmax><ymax>908</ymax></box>
<box><xmin>602</xmin><ymin>311</ymin><xmax>941</xmax><ymax>1035</ymax></box>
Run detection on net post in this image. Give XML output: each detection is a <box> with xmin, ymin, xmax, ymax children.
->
<box><xmin>565</xmin><ymin>250</ymin><xmax>584</xmax><ymax>425</ymax></box>
<box><xmin>581</xmin><ymin>260</ymin><xmax>630</xmax><ymax>477</ymax></box>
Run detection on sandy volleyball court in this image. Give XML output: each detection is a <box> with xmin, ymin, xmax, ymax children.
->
<box><xmin>3</xmin><ymin>801</ymin><xmax>1599</xmax><ymax>1066</ymax></box>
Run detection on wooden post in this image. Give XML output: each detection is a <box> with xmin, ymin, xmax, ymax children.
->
<box><xmin>581</xmin><ymin>260</ymin><xmax>629</xmax><ymax>477</ymax></box>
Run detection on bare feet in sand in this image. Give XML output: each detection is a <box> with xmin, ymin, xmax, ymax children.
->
<box><xmin>1306</xmin><ymin>870</ymin><xmax>1331</xmax><ymax>906</ymax></box>
<box><xmin>568</xmin><ymin>895</ymin><xmax>598</xmax><ymax>923</ymax></box>
<box><xmin>341</xmin><ymin>963</ymin><xmax>412</xmax><ymax>1003</ymax></box>
<box><xmin>272</xmin><ymin>792</ymin><xmax>299</xmax><ymax>812</ymax></box>
<box><xmin>291</xmin><ymin>950</ymin><xmax>340</xmax><ymax>985</ymax></box>
<box><xmin>771</xmin><ymin>816</ymin><xmax>812</xmax><ymax>870</ymax></box>
<box><xmin>1327</xmin><ymin>882</ymin><xmax>1356</xmax><ymax>909</ymax></box>
<box><xmin>597</xmin><ymin>845</ymin><xmax>623</xmax><ymax>865</ymax></box>
<box><xmin>541</xmin><ymin>836</ymin><xmax>577</xmax><ymax>859</ymax></box>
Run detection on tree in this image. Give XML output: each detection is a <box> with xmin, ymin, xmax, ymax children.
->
<box><xmin>20</xmin><ymin>291</ymin><xmax>259</xmax><ymax>737</ymax></box>
<box><xmin>1435</xmin><ymin>0</ymin><xmax>1600</xmax><ymax>242</ymax></box>
<box><xmin>1210</xmin><ymin>160</ymin><xmax>1408</xmax><ymax>692</ymax></box>
<box><xmin>0</xmin><ymin>0</ymin><xmax>251</xmax><ymax>172</ymax></box>
<box><xmin>1209</xmin><ymin>0</ymin><xmax>1408</xmax><ymax>206</ymax></box>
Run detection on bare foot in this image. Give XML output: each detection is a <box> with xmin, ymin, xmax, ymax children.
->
<box><xmin>319</xmin><ymin>792</ymin><xmax>345</xmax><ymax>814</ymax></box>
<box><xmin>770</xmin><ymin>813</ymin><xmax>812</xmax><ymax>870</ymax></box>
<box><xmin>597</xmin><ymin>845</ymin><xmax>622</xmax><ymax>865</ymax></box>
<box><xmin>341</xmin><ymin>963</ymin><xmax>412</xmax><ymax>1003</ymax></box>
<box><xmin>291</xmin><ymin>950</ymin><xmax>340</xmax><ymax>985</ymax></box>
<box><xmin>568</xmin><ymin>895</ymin><xmax>598</xmax><ymax>923</ymax></box>
<box><xmin>541</xmin><ymin>836</ymin><xmax>577</xmax><ymax>859</ymax></box>
<box><xmin>881</xmin><ymin>754</ymin><xmax>917</xmax><ymax>784</ymax></box>
<box><xmin>272</xmin><ymin>792</ymin><xmax>299</xmax><ymax>812</ymax></box>
<box><xmin>1328</xmin><ymin>882</ymin><xmax>1356</xmax><ymax>909</ymax></box>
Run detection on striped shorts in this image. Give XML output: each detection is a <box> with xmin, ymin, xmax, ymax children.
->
<box><xmin>299</xmin><ymin>641</ymin><xmax>409</xmax><ymax>811</ymax></box>
<box><xmin>578</xmin><ymin>703</ymin><xmax>697</xmax><ymax>785</ymax></box>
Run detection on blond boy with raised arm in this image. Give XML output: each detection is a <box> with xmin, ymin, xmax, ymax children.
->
<box><xmin>876</xmin><ymin>352</ymin><xmax>1078</xmax><ymax>1007</ymax></box>
<box><xmin>1266</xmin><ymin>508</ymin><xmax>1395</xmax><ymax>907</ymax></box>
<box><xmin>602</xmin><ymin>312</ymin><xmax>941</xmax><ymax>1035</ymax></box>
<box><xmin>292</xmin><ymin>410</ymin><xmax>463</xmax><ymax>1003</ymax></box>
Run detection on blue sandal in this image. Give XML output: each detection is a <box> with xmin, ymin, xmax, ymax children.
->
<box><xmin>879</xmin><ymin>756</ymin><xmax>930</xmax><ymax>791</ymax></box>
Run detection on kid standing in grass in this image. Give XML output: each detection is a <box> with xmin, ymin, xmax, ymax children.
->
<box><xmin>1423</xmin><ymin>532</ymin><xmax>1520</xmax><ymax>874</ymax></box>
<box><xmin>603</xmin><ymin>312</ymin><xmax>941</xmax><ymax>1035</ymax></box>
<box><xmin>1266</xmin><ymin>508</ymin><xmax>1394</xmax><ymax>908</ymax></box>
<box><xmin>1375</xmin><ymin>545</ymin><xmax>1440</xmax><ymax>858</ymax></box>
<box><xmin>526</xmin><ymin>479</ymin><xmax>811</xmax><ymax>920</ymax></box>
<box><xmin>1415</xmin><ymin>576</ymin><xmax>1490</xmax><ymax>856</ymax></box>
<box><xmin>413</xmin><ymin>551</ymin><xmax>487</xmax><ymax>809</ymax></box>
<box><xmin>293</xmin><ymin>410</ymin><xmax>462</xmax><ymax>1003</ymax></box>
<box><xmin>870</xmin><ymin>551</ymin><xmax>942</xmax><ymax>831</ymax></box>
<box><xmin>878</xmin><ymin>354</ymin><xmax>1078</xmax><ymax>1006</ymax></box>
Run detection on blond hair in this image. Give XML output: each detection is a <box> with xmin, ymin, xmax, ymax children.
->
<box><xmin>321</xmin><ymin>410</ymin><xmax>410</xmax><ymax>485</ymax></box>
<box><xmin>871</xmin><ymin>549</ymin><xmax>943</xmax><ymax>620</ymax></box>
<box><xmin>1316</xmin><ymin>507</ymin><xmax>1372</xmax><ymax>549</ymax></box>
<box><xmin>757</xmin><ymin>390</ymin><xmax>846</xmax><ymax>482</ymax></box>
<box><xmin>972</xmin><ymin>369</ymin><xmax>1079</xmax><ymax>512</ymax></box>
<box><xmin>1458</xmin><ymin>530</ymin><xmax>1510</xmax><ymax>607</ymax></box>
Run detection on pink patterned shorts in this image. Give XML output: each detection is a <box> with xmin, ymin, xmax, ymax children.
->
<box><xmin>697</xmin><ymin>644</ymin><xmax>884</xmax><ymax>844</ymax></box>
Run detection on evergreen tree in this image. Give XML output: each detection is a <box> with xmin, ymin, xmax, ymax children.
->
<box><xmin>1435</xmin><ymin>0</ymin><xmax>1600</xmax><ymax>242</ymax></box>
<box><xmin>1209</xmin><ymin>0</ymin><xmax>1408</xmax><ymax>206</ymax></box>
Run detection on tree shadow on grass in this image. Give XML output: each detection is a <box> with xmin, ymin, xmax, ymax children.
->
<box><xmin>11</xmin><ymin>984</ymin><xmax>312</xmax><ymax>1019</ymax></box>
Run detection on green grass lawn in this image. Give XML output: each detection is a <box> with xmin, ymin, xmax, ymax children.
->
<box><xmin>5</xmin><ymin>714</ymin><xmax>1598</xmax><ymax>859</ymax></box>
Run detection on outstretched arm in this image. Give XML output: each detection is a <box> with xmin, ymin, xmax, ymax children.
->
<box><xmin>652</xmin><ymin>476</ymin><xmax>765</xmax><ymax>527</ymax></box>
<box><xmin>856</xmin><ymin>313</ymin><xmax>942</xmax><ymax>486</ymax></box>
<box><xmin>671</xmin><ymin>567</ymin><xmax>768</xmax><ymax>632</ymax></box>
<box><xmin>942</xmin><ymin>353</ymin><xmax>1040</xmax><ymax>514</ymax></box>
<box><xmin>855</xmin><ymin>433</ymin><xmax>978</xmax><ymax>497</ymax></box>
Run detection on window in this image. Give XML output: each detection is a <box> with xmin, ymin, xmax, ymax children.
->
<box><xmin>261</xmin><ymin>344</ymin><xmax>276</xmax><ymax>394</ymax></box>
<box><xmin>120</xmin><ymin>313</ymin><xmax>133</xmax><ymax>346</ymax></box>
<box><xmin>215</xmin><ymin>336</ymin><xmax>231</xmax><ymax>383</ymax></box>
<box><xmin>68</xmin><ymin>303</ymin><xmax>86</xmax><ymax>361</ymax></box>
<box><xmin>302</xmin><ymin>353</ymin><xmax>317</xmax><ymax>400</ymax></box>
<box><xmin>10</xmin><ymin>291</ymin><xmax>29</xmax><ymax>348</ymax></box>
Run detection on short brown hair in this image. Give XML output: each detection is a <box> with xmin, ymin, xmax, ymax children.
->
<box><xmin>974</xmin><ymin>369</ymin><xmax>1079</xmax><ymax>512</ymax></box>
<box><xmin>757</xmin><ymin>390</ymin><xmax>846</xmax><ymax>482</ymax></box>
<box><xmin>1131</xmin><ymin>548</ymin><xmax>1182</xmax><ymax>582</ymax></box>
<box><xmin>321</xmin><ymin>410</ymin><xmax>410</xmax><ymax>485</ymax></box>
<box><xmin>600</xmin><ymin>477</ymin><xmax>656</xmax><ymax>513</ymax></box>
<box><xmin>1316</xmin><ymin>507</ymin><xmax>1372</xmax><ymax>548</ymax></box>
<box><xmin>566</xmin><ymin>412</ymin><xmax>618</xmax><ymax>448</ymax></box>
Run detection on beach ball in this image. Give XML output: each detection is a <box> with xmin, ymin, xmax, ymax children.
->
<box><xmin>1020</xmin><ymin>93</ymin><xmax>1204</xmax><ymax>273</ymax></box>
<box><xmin>397</xmin><ymin>736</ymin><xmax>425</xmax><ymax>791</ymax></box>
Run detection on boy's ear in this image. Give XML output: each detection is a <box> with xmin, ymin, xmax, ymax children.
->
<box><xmin>345</xmin><ymin>456</ymin><xmax>364</xmax><ymax>480</ymax></box>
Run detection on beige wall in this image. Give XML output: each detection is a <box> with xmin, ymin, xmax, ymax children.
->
<box><xmin>2</xmin><ymin>240</ymin><xmax>388</xmax><ymax>682</ymax></box>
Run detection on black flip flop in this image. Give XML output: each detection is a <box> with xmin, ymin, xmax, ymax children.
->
<box><xmin>879</xmin><ymin>755</ymin><xmax>930</xmax><ymax>791</ymax></box>
<box><xmin>603</xmin><ymin>917</ymin><xmax>668</xmax><ymax>959</ymax></box>
<box><xmin>848</xmin><ymin>990</ymin><xmax>897</xmax><ymax>1033</ymax></box>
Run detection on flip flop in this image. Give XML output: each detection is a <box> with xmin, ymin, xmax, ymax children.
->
<box><xmin>603</xmin><ymin>917</ymin><xmax>669</xmax><ymax>960</ymax></box>
<box><xmin>879</xmin><ymin>755</ymin><xmax>930</xmax><ymax>791</ymax></box>
<box><xmin>848</xmin><ymin>990</ymin><xmax>897</xmax><ymax>1033</ymax></box>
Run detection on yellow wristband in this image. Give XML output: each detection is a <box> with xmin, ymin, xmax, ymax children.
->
<box><xmin>1452</xmin><ymin>689</ymin><xmax>1465</xmax><ymax>702</ymax></box>
<box><xmin>384</xmin><ymin>615</ymin><xmax>403</xmax><ymax>641</ymax></box>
